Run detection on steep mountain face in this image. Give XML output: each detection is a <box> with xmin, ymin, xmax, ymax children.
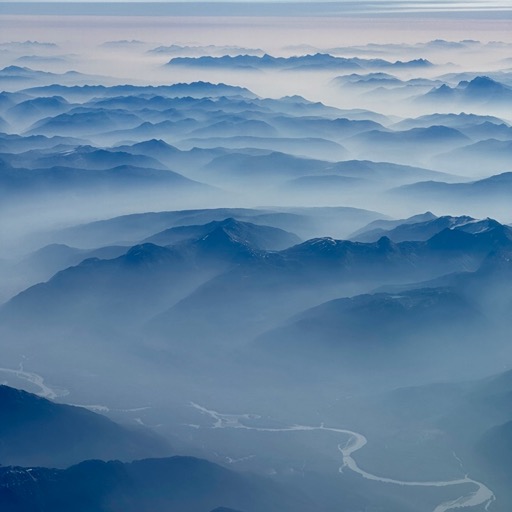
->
<box><xmin>0</xmin><ymin>243</ymin><xmax>204</xmax><ymax>332</ymax></box>
<box><xmin>0</xmin><ymin>456</ymin><xmax>302</xmax><ymax>512</ymax></box>
<box><xmin>18</xmin><ymin>243</ymin><xmax>129</xmax><ymax>282</ymax></box>
<box><xmin>1</xmin><ymin>219</ymin><xmax>296</xmax><ymax>336</ymax></box>
<box><xmin>280</xmin><ymin>224</ymin><xmax>511</xmax><ymax>278</ymax></box>
<box><xmin>254</xmin><ymin>287</ymin><xmax>486</xmax><ymax>372</ymax></box>
<box><xmin>378</xmin><ymin>247</ymin><xmax>512</xmax><ymax>322</ymax></box>
<box><xmin>4</xmin><ymin>219</ymin><xmax>511</xmax><ymax>353</ymax></box>
<box><xmin>0</xmin><ymin>244</ymin><xmax>129</xmax><ymax>303</ymax></box>
<box><xmin>148</xmin><ymin>225</ymin><xmax>512</xmax><ymax>350</ymax></box>
<box><xmin>0</xmin><ymin>386</ymin><xmax>170</xmax><ymax>468</ymax></box>
<box><xmin>439</xmin><ymin>248</ymin><xmax>512</xmax><ymax>318</ymax></box>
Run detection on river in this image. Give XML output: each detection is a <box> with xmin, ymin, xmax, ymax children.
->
<box><xmin>190</xmin><ymin>402</ymin><xmax>495</xmax><ymax>512</ymax></box>
<box><xmin>0</xmin><ymin>363</ymin><xmax>68</xmax><ymax>399</ymax></box>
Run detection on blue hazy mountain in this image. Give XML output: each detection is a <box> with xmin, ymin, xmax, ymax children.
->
<box><xmin>0</xmin><ymin>116</ymin><xmax>10</xmax><ymax>132</ymax></box>
<box><xmin>97</xmin><ymin>118</ymin><xmax>203</xmax><ymax>145</ymax></box>
<box><xmin>14</xmin><ymin>55</ymin><xmax>69</xmax><ymax>66</ymax></box>
<box><xmin>147</xmin><ymin>225</ymin><xmax>512</xmax><ymax>348</ymax></box>
<box><xmin>178</xmin><ymin>135</ymin><xmax>348</xmax><ymax>160</ymax></box>
<box><xmin>0</xmin><ymin>66</ymin><xmax>107</xmax><ymax>89</ymax></box>
<box><xmin>51</xmin><ymin>206</ymin><xmax>383</xmax><ymax>248</ymax></box>
<box><xmin>256</xmin><ymin>95</ymin><xmax>384</xmax><ymax>120</ymax></box>
<box><xmin>0</xmin><ymin>456</ymin><xmax>304</xmax><ymax>512</ymax></box>
<box><xmin>148</xmin><ymin>43</ymin><xmax>264</xmax><ymax>56</ymax></box>
<box><xmin>2</xmin><ymin>218</ymin><xmax>302</xmax><ymax>332</ymax></box>
<box><xmin>51</xmin><ymin>208</ymin><xmax>284</xmax><ymax>247</ymax></box>
<box><xmin>393</xmin><ymin>172</ymin><xmax>512</xmax><ymax>206</ymax></box>
<box><xmin>432</xmin><ymin>139</ymin><xmax>512</xmax><ymax>174</ymax></box>
<box><xmin>0</xmin><ymin>162</ymin><xmax>210</xmax><ymax>203</ymax></box>
<box><xmin>0</xmin><ymin>65</ymin><xmax>59</xmax><ymax>82</ymax></box>
<box><xmin>456</xmin><ymin>122</ymin><xmax>512</xmax><ymax>142</ymax></box>
<box><xmin>114</xmin><ymin>139</ymin><xmax>181</xmax><ymax>160</ymax></box>
<box><xmin>351</xmin><ymin>215</ymin><xmax>490</xmax><ymax>242</ymax></box>
<box><xmin>167</xmin><ymin>53</ymin><xmax>432</xmax><ymax>71</ymax></box>
<box><xmin>0</xmin><ymin>133</ymin><xmax>86</xmax><ymax>153</ymax></box>
<box><xmin>268</xmin><ymin>115</ymin><xmax>384</xmax><ymax>140</ymax></box>
<box><xmin>111</xmin><ymin>139</ymin><xmax>223</xmax><ymax>172</ymax></box>
<box><xmin>254</xmin><ymin>287</ymin><xmax>485</xmax><ymax>373</ymax></box>
<box><xmin>350</xmin><ymin>212</ymin><xmax>438</xmax><ymax>240</ymax></box>
<box><xmin>2</xmin><ymin>145</ymin><xmax>168</xmax><ymax>171</ymax></box>
<box><xmin>377</xmin><ymin>244</ymin><xmax>512</xmax><ymax>307</ymax></box>
<box><xmin>22</xmin><ymin>81</ymin><xmax>257</xmax><ymax>101</ymax></box>
<box><xmin>0</xmin><ymin>90</ymin><xmax>34</xmax><ymax>107</ymax></box>
<box><xmin>100</xmin><ymin>39</ymin><xmax>146</xmax><ymax>47</ymax></box>
<box><xmin>5</xmin><ymin>95</ymin><xmax>72</xmax><ymax>127</ymax></box>
<box><xmin>0</xmin><ymin>385</ymin><xmax>170</xmax><ymax>468</ymax></box>
<box><xmin>187</xmin><ymin>119</ymin><xmax>279</xmax><ymax>138</ymax></box>
<box><xmin>15</xmin><ymin>243</ymin><xmax>129</xmax><ymax>285</ymax></box>
<box><xmin>26</xmin><ymin>109</ymin><xmax>144</xmax><ymax>137</ymax></box>
<box><xmin>282</xmin><ymin>174</ymin><xmax>363</xmax><ymax>196</ymax></box>
<box><xmin>0</xmin><ymin>41</ymin><xmax>58</xmax><ymax>49</ymax></box>
<box><xmin>353</xmin><ymin>363</ymin><xmax>512</xmax><ymax>507</ymax></box>
<box><xmin>478</xmin><ymin>400</ymin><xmax>512</xmax><ymax>506</ymax></box>
<box><xmin>321</xmin><ymin>39</ymin><xmax>480</xmax><ymax>56</ymax></box>
<box><xmin>422</xmin><ymin>76</ymin><xmax>512</xmax><ymax>106</ymax></box>
<box><xmin>345</xmin><ymin>125</ymin><xmax>471</xmax><ymax>165</ymax></box>
<box><xmin>391</xmin><ymin>112</ymin><xmax>509</xmax><ymax>131</ymax></box>
<box><xmin>332</xmin><ymin>73</ymin><xmax>441</xmax><ymax>94</ymax></box>
<box><xmin>143</xmin><ymin>218</ymin><xmax>301</xmax><ymax>250</ymax></box>
<box><xmin>275</xmin><ymin>253</ymin><xmax>512</xmax><ymax>379</ymax></box>
<box><xmin>0</xmin><ymin>243</ymin><xmax>212</xmax><ymax>331</ymax></box>
<box><xmin>332</xmin><ymin>72</ymin><xmax>402</xmax><ymax>87</ymax></box>
<box><xmin>204</xmin><ymin>153</ymin><xmax>454</xmax><ymax>185</ymax></box>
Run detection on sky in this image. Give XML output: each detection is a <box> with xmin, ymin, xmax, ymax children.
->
<box><xmin>1</xmin><ymin>0</ymin><xmax>512</xmax><ymax>4</ymax></box>
<box><xmin>1</xmin><ymin>0</ymin><xmax>512</xmax><ymax>13</ymax></box>
<box><xmin>1</xmin><ymin>0</ymin><xmax>511</xmax><ymax>22</ymax></box>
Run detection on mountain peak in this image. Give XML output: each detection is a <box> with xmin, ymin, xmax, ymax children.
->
<box><xmin>465</xmin><ymin>75</ymin><xmax>503</xmax><ymax>90</ymax></box>
<box><xmin>376</xmin><ymin>235</ymin><xmax>394</xmax><ymax>248</ymax></box>
<box><xmin>124</xmin><ymin>244</ymin><xmax>177</xmax><ymax>265</ymax></box>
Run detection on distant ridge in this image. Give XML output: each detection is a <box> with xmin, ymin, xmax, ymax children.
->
<box><xmin>167</xmin><ymin>53</ymin><xmax>432</xmax><ymax>71</ymax></box>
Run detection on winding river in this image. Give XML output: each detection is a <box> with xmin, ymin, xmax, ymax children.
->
<box><xmin>0</xmin><ymin>363</ymin><xmax>68</xmax><ymax>399</ymax></box>
<box><xmin>190</xmin><ymin>402</ymin><xmax>495</xmax><ymax>512</ymax></box>
<box><xmin>0</xmin><ymin>368</ymin><xmax>496</xmax><ymax>512</ymax></box>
